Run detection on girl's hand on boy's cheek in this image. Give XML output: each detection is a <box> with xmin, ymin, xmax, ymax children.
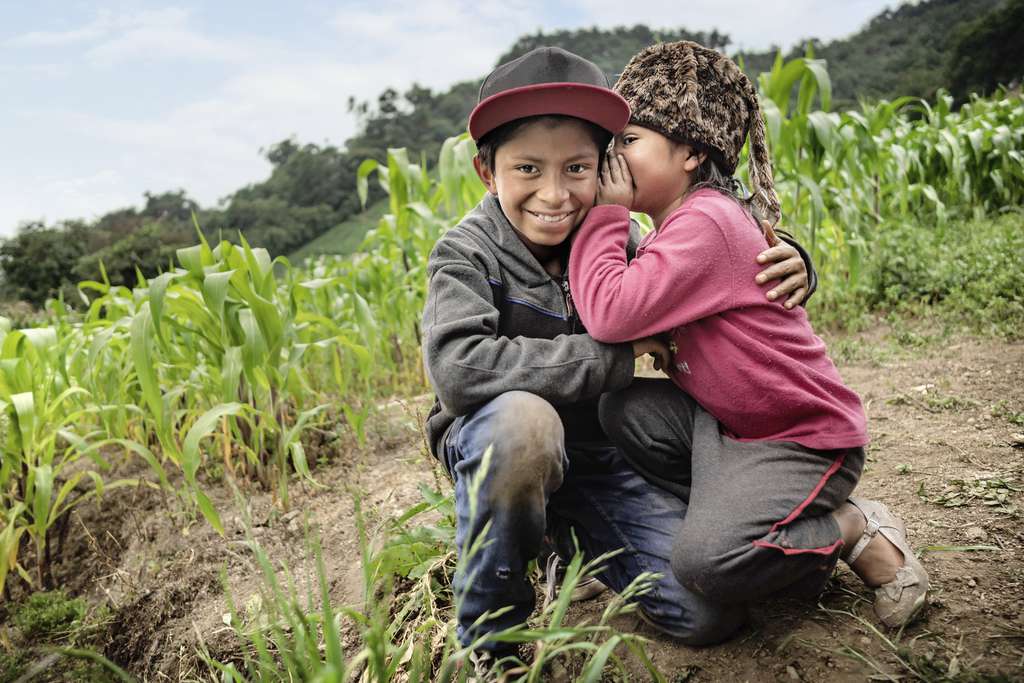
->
<box><xmin>755</xmin><ymin>239</ymin><xmax>809</xmax><ymax>309</ymax></box>
<box><xmin>597</xmin><ymin>154</ymin><xmax>635</xmax><ymax>208</ymax></box>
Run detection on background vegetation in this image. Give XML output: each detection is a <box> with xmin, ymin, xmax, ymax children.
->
<box><xmin>1</xmin><ymin>0</ymin><xmax>1022</xmax><ymax>678</ymax></box>
<box><xmin>3</xmin><ymin>0</ymin><xmax>1020</xmax><ymax>308</ymax></box>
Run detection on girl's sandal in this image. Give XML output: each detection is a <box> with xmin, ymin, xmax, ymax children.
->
<box><xmin>844</xmin><ymin>497</ymin><xmax>930</xmax><ymax>628</ymax></box>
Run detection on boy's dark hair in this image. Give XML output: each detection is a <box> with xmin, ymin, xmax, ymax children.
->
<box><xmin>476</xmin><ymin>115</ymin><xmax>613</xmax><ymax>171</ymax></box>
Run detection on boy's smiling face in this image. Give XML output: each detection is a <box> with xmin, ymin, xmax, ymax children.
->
<box><xmin>475</xmin><ymin>118</ymin><xmax>601</xmax><ymax>259</ymax></box>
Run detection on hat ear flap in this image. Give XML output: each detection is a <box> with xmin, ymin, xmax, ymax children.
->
<box><xmin>745</xmin><ymin>82</ymin><xmax>782</xmax><ymax>242</ymax></box>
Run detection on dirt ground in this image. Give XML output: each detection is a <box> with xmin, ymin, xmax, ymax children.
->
<box><xmin>9</xmin><ymin>322</ymin><xmax>1024</xmax><ymax>681</ymax></box>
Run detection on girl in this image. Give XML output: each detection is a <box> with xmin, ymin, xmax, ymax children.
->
<box><xmin>568</xmin><ymin>41</ymin><xmax>928</xmax><ymax>628</ymax></box>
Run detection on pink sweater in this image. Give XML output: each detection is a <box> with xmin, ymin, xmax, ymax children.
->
<box><xmin>569</xmin><ymin>189</ymin><xmax>867</xmax><ymax>449</ymax></box>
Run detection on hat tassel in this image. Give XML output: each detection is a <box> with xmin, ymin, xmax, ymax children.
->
<box><xmin>746</xmin><ymin>92</ymin><xmax>782</xmax><ymax>245</ymax></box>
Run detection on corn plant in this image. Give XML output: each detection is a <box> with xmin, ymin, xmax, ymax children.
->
<box><xmin>750</xmin><ymin>49</ymin><xmax>1024</xmax><ymax>293</ymax></box>
<box><xmin>0</xmin><ymin>320</ymin><xmax>134</xmax><ymax>595</ymax></box>
<box><xmin>120</xmin><ymin>234</ymin><xmax>336</xmax><ymax>521</ymax></box>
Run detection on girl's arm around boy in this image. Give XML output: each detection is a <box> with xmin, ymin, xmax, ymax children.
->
<box><xmin>569</xmin><ymin>197</ymin><xmax>738</xmax><ymax>343</ymax></box>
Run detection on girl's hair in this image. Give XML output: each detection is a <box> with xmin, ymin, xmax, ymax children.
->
<box><xmin>687</xmin><ymin>142</ymin><xmax>780</xmax><ymax>246</ymax></box>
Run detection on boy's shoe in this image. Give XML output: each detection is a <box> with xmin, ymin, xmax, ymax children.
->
<box><xmin>467</xmin><ymin>649</ymin><xmax>500</xmax><ymax>683</ymax></box>
<box><xmin>542</xmin><ymin>553</ymin><xmax>608</xmax><ymax>607</ymax></box>
<box><xmin>843</xmin><ymin>497</ymin><xmax>930</xmax><ymax>627</ymax></box>
<box><xmin>467</xmin><ymin>646</ymin><xmax>521</xmax><ymax>683</ymax></box>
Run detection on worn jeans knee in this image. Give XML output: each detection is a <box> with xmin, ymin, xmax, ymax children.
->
<box><xmin>455</xmin><ymin>391</ymin><xmax>565</xmax><ymax>509</ymax></box>
<box><xmin>445</xmin><ymin>391</ymin><xmax>567</xmax><ymax>647</ymax></box>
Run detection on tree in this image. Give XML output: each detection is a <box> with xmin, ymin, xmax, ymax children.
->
<box><xmin>73</xmin><ymin>221</ymin><xmax>191</xmax><ymax>288</ymax></box>
<box><xmin>0</xmin><ymin>222</ymin><xmax>87</xmax><ymax>305</ymax></box>
<box><xmin>948</xmin><ymin>0</ymin><xmax>1024</xmax><ymax>101</ymax></box>
<box><xmin>142</xmin><ymin>190</ymin><xmax>199</xmax><ymax>222</ymax></box>
<box><xmin>215</xmin><ymin>197</ymin><xmax>336</xmax><ymax>256</ymax></box>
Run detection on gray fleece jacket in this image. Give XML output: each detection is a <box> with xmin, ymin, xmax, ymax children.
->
<box><xmin>422</xmin><ymin>193</ymin><xmax>639</xmax><ymax>454</ymax></box>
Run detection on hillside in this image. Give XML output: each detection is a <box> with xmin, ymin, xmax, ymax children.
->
<box><xmin>287</xmin><ymin>200</ymin><xmax>387</xmax><ymax>264</ymax></box>
<box><xmin>767</xmin><ymin>0</ymin><xmax>1006</xmax><ymax>106</ymax></box>
<box><xmin>2</xmin><ymin>0</ymin><xmax>1014</xmax><ymax>306</ymax></box>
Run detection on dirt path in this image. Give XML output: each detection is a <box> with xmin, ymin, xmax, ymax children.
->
<box><xmin>32</xmin><ymin>326</ymin><xmax>1024</xmax><ymax>680</ymax></box>
<box><xmin>598</xmin><ymin>330</ymin><xmax>1024</xmax><ymax>681</ymax></box>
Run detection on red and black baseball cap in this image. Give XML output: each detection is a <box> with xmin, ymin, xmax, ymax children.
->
<box><xmin>468</xmin><ymin>47</ymin><xmax>630</xmax><ymax>142</ymax></box>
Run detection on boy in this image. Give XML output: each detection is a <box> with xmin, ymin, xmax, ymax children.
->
<box><xmin>421</xmin><ymin>46</ymin><xmax>814</xmax><ymax>665</ymax></box>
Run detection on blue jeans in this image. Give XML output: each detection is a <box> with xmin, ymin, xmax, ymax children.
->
<box><xmin>441</xmin><ymin>391</ymin><xmax>745</xmax><ymax>650</ymax></box>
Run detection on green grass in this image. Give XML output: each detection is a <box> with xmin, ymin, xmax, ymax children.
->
<box><xmin>813</xmin><ymin>211</ymin><xmax>1024</xmax><ymax>337</ymax></box>
<box><xmin>0</xmin><ymin>590</ymin><xmax>121</xmax><ymax>682</ymax></box>
<box><xmin>287</xmin><ymin>200</ymin><xmax>388</xmax><ymax>264</ymax></box>
<box><xmin>195</xmin><ymin>468</ymin><xmax>667</xmax><ymax>682</ymax></box>
<box><xmin>11</xmin><ymin>590</ymin><xmax>87</xmax><ymax>640</ymax></box>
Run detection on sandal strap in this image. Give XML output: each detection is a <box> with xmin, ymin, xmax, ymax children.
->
<box><xmin>845</xmin><ymin>517</ymin><xmax>881</xmax><ymax>565</ymax></box>
<box><xmin>543</xmin><ymin>553</ymin><xmax>560</xmax><ymax>607</ymax></box>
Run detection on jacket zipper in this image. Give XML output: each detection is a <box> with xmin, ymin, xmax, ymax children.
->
<box><xmin>560</xmin><ymin>277</ymin><xmax>576</xmax><ymax>332</ymax></box>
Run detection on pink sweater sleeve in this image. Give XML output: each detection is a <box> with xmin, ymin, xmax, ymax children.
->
<box><xmin>568</xmin><ymin>203</ymin><xmax>735</xmax><ymax>343</ymax></box>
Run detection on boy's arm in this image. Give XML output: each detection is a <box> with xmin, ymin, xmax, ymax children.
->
<box><xmin>569</xmin><ymin>204</ymin><xmax>733</xmax><ymax>343</ymax></box>
<box><xmin>423</xmin><ymin>239</ymin><xmax>635</xmax><ymax>417</ymax></box>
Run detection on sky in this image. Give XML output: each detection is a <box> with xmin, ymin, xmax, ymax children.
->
<box><xmin>0</xmin><ymin>0</ymin><xmax>898</xmax><ymax>237</ymax></box>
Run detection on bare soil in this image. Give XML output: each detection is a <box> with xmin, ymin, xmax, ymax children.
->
<box><xmin>7</xmin><ymin>323</ymin><xmax>1023</xmax><ymax>681</ymax></box>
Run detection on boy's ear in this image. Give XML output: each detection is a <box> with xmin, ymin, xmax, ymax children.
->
<box><xmin>473</xmin><ymin>156</ymin><xmax>498</xmax><ymax>194</ymax></box>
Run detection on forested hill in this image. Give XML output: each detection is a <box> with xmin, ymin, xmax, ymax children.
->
<box><xmin>741</xmin><ymin>0</ymin><xmax>1006</xmax><ymax>106</ymax></box>
<box><xmin>501</xmin><ymin>0</ymin><xmax>1007</xmax><ymax>107</ymax></box>
<box><xmin>2</xmin><ymin>0</ymin><xmax>1019</xmax><ymax>308</ymax></box>
<box><xmin>497</xmin><ymin>25</ymin><xmax>730</xmax><ymax>75</ymax></box>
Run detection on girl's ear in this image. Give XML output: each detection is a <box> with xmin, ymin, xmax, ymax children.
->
<box><xmin>473</xmin><ymin>156</ymin><xmax>498</xmax><ymax>194</ymax></box>
<box><xmin>683</xmin><ymin>147</ymin><xmax>707</xmax><ymax>173</ymax></box>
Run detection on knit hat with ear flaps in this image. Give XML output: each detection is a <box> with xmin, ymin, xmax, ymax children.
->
<box><xmin>615</xmin><ymin>41</ymin><xmax>782</xmax><ymax>232</ymax></box>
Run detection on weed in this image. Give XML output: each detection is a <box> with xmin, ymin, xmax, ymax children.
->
<box><xmin>796</xmin><ymin>599</ymin><xmax>1011</xmax><ymax>682</ymax></box>
<box><xmin>917</xmin><ymin>476</ymin><xmax>1021</xmax><ymax>509</ymax></box>
<box><xmin>886</xmin><ymin>388</ymin><xmax>979</xmax><ymax>413</ymax></box>
<box><xmin>11</xmin><ymin>590</ymin><xmax>86</xmax><ymax>641</ymax></box>
<box><xmin>922</xmin><ymin>394</ymin><xmax>979</xmax><ymax>412</ymax></box>
<box><xmin>196</xmin><ymin>453</ymin><xmax>668</xmax><ymax>682</ymax></box>
<box><xmin>1</xmin><ymin>591</ymin><xmax>122</xmax><ymax>682</ymax></box>
<box><xmin>991</xmin><ymin>401</ymin><xmax>1024</xmax><ymax>427</ymax></box>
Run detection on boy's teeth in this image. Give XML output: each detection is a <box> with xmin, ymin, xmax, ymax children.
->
<box><xmin>534</xmin><ymin>212</ymin><xmax>569</xmax><ymax>223</ymax></box>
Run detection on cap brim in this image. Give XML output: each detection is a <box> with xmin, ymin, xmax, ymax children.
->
<box><xmin>468</xmin><ymin>83</ymin><xmax>630</xmax><ymax>141</ymax></box>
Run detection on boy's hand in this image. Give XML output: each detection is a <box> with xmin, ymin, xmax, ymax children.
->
<box><xmin>632</xmin><ymin>335</ymin><xmax>672</xmax><ymax>374</ymax></box>
<box><xmin>597</xmin><ymin>154</ymin><xmax>634</xmax><ymax>208</ymax></box>
<box><xmin>756</xmin><ymin>232</ymin><xmax>808</xmax><ymax>309</ymax></box>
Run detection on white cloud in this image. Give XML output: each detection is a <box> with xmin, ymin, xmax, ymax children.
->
<box><xmin>569</xmin><ymin>0</ymin><xmax>891</xmax><ymax>51</ymax></box>
<box><xmin>7</xmin><ymin>7</ymin><xmax>253</xmax><ymax>66</ymax></box>
<box><xmin>83</xmin><ymin>7</ymin><xmax>254</xmax><ymax>66</ymax></box>
<box><xmin>2</xmin><ymin>0</ymin><xmax>896</xmax><ymax>237</ymax></box>
<box><xmin>329</xmin><ymin>0</ymin><xmax>540</xmax><ymax>88</ymax></box>
<box><xmin>6</xmin><ymin>11</ymin><xmax>115</xmax><ymax>47</ymax></box>
<box><xmin>0</xmin><ymin>63</ymin><xmax>69</xmax><ymax>77</ymax></box>
<box><xmin>0</xmin><ymin>169</ymin><xmax>137</xmax><ymax>235</ymax></box>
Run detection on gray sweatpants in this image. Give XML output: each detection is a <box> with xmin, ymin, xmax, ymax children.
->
<box><xmin>600</xmin><ymin>378</ymin><xmax>865</xmax><ymax>604</ymax></box>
